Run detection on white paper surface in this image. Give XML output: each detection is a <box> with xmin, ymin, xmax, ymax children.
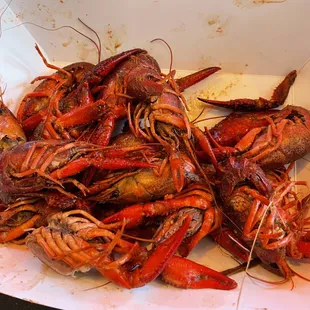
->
<box><xmin>1</xmin><ymin>1</ymin><xmax>310</xmax><ymax>309</ymax></box>
<box><xmin>4</xmin><ymin>0</ymin><xmax>310</xmax><ymax>75</ymax></box>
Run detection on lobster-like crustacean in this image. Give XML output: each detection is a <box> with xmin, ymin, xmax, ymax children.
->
<box><xmin>87</xmin><ymin>132</ymin><xmax>200</xmax><ymax>204</ymax></box>
<box><xmin>196</xmin><ymin>105</ymin><xmax>310</xmax><ymax>170</ymax></box>
<box><xmin>17</xmin><ymin>45</ymin><xmax>95</xmax><ymax>140</ymax></box>
<box><xmin>127</xmin><ymin>51</ymin><xmax>220</xmax><ymax>192</ymax></box>
<box><xmin>25</xmin><ymin>210</ymin><xmax>236</xmax><ymax>290</ymax></box>
<box><xmin>102</xmin><ymin>183</ymin><xmax>221</xmax><ymax>257</ymax></box>
<box><xmin>216</xmin><ymin>157</ymin><xmax>310</xmax><ymax>283</ymax></box>
<box><xmin>198</xmin><ymin>70</ymin><xmax>297</xmax><ymax>111</ymax></box>
<box><xmin>0</xmin><ymin>139</ymin><xmax>155</xmax><ymax>204</ymax></box>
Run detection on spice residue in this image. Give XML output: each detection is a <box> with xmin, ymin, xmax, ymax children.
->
<box><xmin>203</xmin><ymin>14</ymin><xmax>231</xmax><ymax>39</ymax></box>
<box><xmin>233</xmin><ymin>0</ymin><xmax>286</xmax><ymax>8</ymax></box>
<box><xmin>185</xmin><ymin>75</ymin><xmax>241</xmax><ymax>121</ymax></box>
<box><xmin>62</xmin><ymin>36</ymin><xmax>73</xmax><ymax>47</ymax></box>
<box><xmin>77</xmin><ymin>41</ymin><xmax>95</xmax><ymax>61</ymax></box>
<box><xmin>102</xmin><ymin>24</ymin><xmax>126</xmax><ymax>56</ymax></box>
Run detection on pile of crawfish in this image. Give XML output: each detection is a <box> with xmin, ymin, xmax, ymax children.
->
<box><xmin>1</xmin><ymin>43</ymin><xmax>310</xmax><ymax>291</ymax></box>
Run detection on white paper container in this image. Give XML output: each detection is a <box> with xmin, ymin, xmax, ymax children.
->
<box><xmin>1</xmin><ymin>0</ymin><xmax>310</xmax><ymax>309</ymax></box>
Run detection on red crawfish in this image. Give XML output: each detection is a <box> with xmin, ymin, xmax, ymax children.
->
<box><xmin>126</xmin><ymin>55</ymin><xmax>220</xmax><ymax>191</ymax></box>
<box><xmin>0</xmin><ymin>140</ymin><xmax>155</xmax><ymax>204</ymax></box>
<box><xmin>102</xmin><ymin>183</ymin><xmax>221</xmax><ymax>257</ymax></box>
<box><xmin>0</xmin><ymin>192</ymin><xmax>93</xmax><ymax>244</ymax></box>
<box><xmin>198</xmin><ymin>70</ymin><xmax>297</xmax><ymax>111</ymax></box>
<box><xmin>17</xmin><ymin>44</ymin><xmax>95</xmax><ymax>140</ymax></box>
<box><xmin>195</xmin><ymin>105</ymin><xmax>310</xmax><ymax>170</ymax></box>
<box><xmin>26</xmin><ymin>210</ymin><xmax>236</xmax><ymax>290</ymax></box>
<box><xmin>216</xmin><ymin>157</ymin><xmax>310</xmax><ymax>284</ymax></box>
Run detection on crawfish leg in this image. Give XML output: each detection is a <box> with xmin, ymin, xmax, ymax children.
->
<box><xmin>241</xmin><ymin>126</ymin><xmax>273</xmax><ymax>160</ymax></box>
<box><xmin>235</xmin><ymin>127</ymin><xmax>264</xmax><ymax>152</ymax></box>
<box><xmin>102</xmin><ymin>196</ymin><xmax>212</xmax><ymax>229</ymax></box>
<box><xmin>0</xmin><ymin>215</ymin><xmax>40</xmax><ymax>243</ymax></box>
<box><xmin>0</xmin><ymin>205</ymin><xmax>38</xmax><ymax>224</ymax></box>
<box><xmin>169</xmin><ymin>151</ymin><xmax>185</xmax><ymax>193</ymax></box>
<box><xmin>178</xmin><ymin>208</ymin><xmax>218</xmax><ymax>257</ymax></box>
<box><xmin>198</xmin><ymin>70</ymin><xmax>297</xmax><ymax>111</ymax></box>
<box><xmin>35</xmin><ymin>44</ymin><xmax>71</xmax><ymax>77</ymax></box>
<box><xmin>243</xmin><ymin>199</ymin><xmax>262</xmax><ymax>237</ymax></box>
<box><xmin>192</xmin><ymin>126</ymin><xmax>219</xmax><ymax>170</ymax></box>
<box><xmin>250</xmin><ymin>119</ymin><xmax>288</xmax><ymax>162</ymax></box>
<box><xmin>50</xmin><ymin>156</ymin><xmax>155</xmax><ymax>180</ymax></box>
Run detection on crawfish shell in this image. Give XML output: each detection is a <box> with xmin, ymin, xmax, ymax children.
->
<box><xmin>19</xmin><ymin>62</ymin><xmax>95</xmax><ymax>125</ymax></box>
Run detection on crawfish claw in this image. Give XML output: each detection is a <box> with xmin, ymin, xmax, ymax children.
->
<box><xmin>176</xmin><ymin>67</ymin><xmax>221</xmax><ymax>92</ymax></box>
<box><xmin>198</xmin><ymin>70</ymin><xmax>297</xmax><ymax>111</ymax></box>
<box><xmin>161</xmin><ymin>256</ymin><xmax>237</xmax><ymax>290</ymax></box>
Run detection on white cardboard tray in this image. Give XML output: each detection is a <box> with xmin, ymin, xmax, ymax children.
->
<box><xmin>1</xmin><ymin>1</ymin><xmax>310</xmax><ymax>309</ymax></box>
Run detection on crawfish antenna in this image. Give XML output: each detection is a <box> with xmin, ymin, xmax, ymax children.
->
<box><xmin>78</xmin><ymin>18</ymin><xmax>102</xmax><ymax>63</ymax></box>
<box><xmin>0</xmin><ymin>85</ymin><xmax>5</xmax><ymax>98</ymax></box>
<box><xmin>34</xmin><ymin>43</ymin><xmax>72</xmax><ymax>77</ymax></box>
<box><xmin>151</xmin><ymin>38</ymin><xmax>173</xmax><ymax>75</ymax></box>
<box><xmin>0</xmin><ymin>0</ymin><xmax>12</xmax><ymax>39</ymax></box>
<box><xmin>4</xmin><ymin>22</ymin><xmax>100</xmax><ymax>63</ymax></box>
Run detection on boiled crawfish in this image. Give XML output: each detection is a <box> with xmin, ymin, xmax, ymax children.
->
<box><xmin>103</xmin><ymin>183</ymin><xmax>221</xmax><ymax>257</ymax></box>
<box><xmin>26</xmin><ymin>210</ymin><xmax>236</xmax><ymax>289</ymax></box>
<box><xmin>0</xmin><ymin>139</ymin><xmax>154</xmax><ymax>203</ymax></box>
<box><xmin>17</xmin><ymin>45</ymin><xmax>95</xmax><ymax>140</ymax></box>
<box><xmin>198</xmin><ymin>70</ymin><xmax>296</xmax><ymax>111</ymax></box>
<box><xmin>196</xmin><ymin>105</ymin><xmax>310</xmax><ymax>169</ymax></box>
<box><xmin>87</xmin><ymin>132</ymin><xmax>200</xmax><ymax>204</ymax></box>
<box><xmin>217</xmin><ymin>158</ymin><xmax>310</xmax><ymax>282</ymax></box>
<box><xmin>127</xmin><ymin>60</ymin><xmax>220</xmax><ymax>191</ymax></box>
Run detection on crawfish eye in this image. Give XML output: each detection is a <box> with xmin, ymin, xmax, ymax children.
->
<box><xmin>111</xmin><ymin>190</ymin><xmax>119</xmax><ymax>198</ymax></box>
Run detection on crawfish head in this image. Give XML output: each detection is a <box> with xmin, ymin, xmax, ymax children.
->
<box><xmin>257</xmin><ymin>105</ymin><xmax>310</xmax><ymax>169</ymax></box>
<box><xmin>0</xmin><ymin>140</ymin><xmax>97</xmax><ymax>203</ymax></box>
<box><xmin>18</xmin><ymin>62</ymin><xmax>95</xmax><ymax>124</ymax></box>
<box><xmin>218</xmin><ymin>157</ymin><xmax>272</xmax><ymax>202</ymax></box>
<box><xmin>0</xmin><ymin>99</ymin><xmax>26</xmax><ymax>152</ymax></box>
<box><xmin>125</xmin><ymin>53</ymin><xmax>163</xmax><ymax>101</ymax></box>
